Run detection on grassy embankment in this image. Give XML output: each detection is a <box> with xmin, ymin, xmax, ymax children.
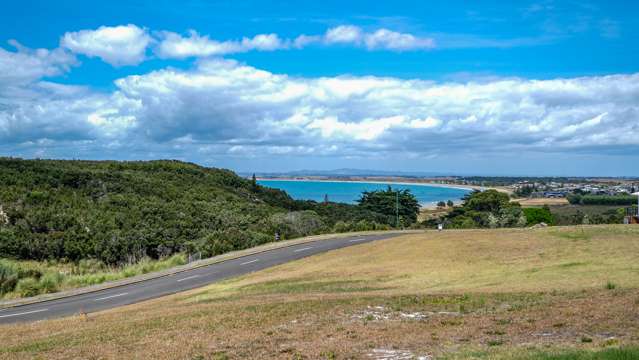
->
<box><xmin>0</xmin><ymin>255</ymin><xmax>186</xmax><ymax>299</ymax></box>
<box><xmin>1</xmin><ymin>225</ymin><xmax>638</xmax><ymax>359</ymax></box>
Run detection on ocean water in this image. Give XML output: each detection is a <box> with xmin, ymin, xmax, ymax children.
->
<box><xmin>257</xmin><ymin>179</ymin><xmax>471</xmax><ymax>206</ymax></box>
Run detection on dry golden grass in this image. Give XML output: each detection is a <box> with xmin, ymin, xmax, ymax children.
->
<box><xmin>198</xmin><ymin>225</ymin><xmax>639</xmax><ymax>298</ymax></box>
<box><xmin>514</xmin><ymin>198</ymin><xmax>570</xmax><ymax>206</ymax></box>
<box><xmin>2</xmin><ymin>225</ymin><xmax>639</xmax><ymax>359</ymax></box>
<box><xmin>418</xmin><ymin>207</ymin><xmax>450</xmax><ymax>221</ymax></box>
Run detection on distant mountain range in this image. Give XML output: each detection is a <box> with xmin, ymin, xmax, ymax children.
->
<box><xmin>239</xmin><ymin>169</ymin><xmax>639</xmax><ymax>180</ymax></box>
<box><xmin>241</xmin><ymin>168</ymin><xmax>451</xmax><ymax>178</ymax></box>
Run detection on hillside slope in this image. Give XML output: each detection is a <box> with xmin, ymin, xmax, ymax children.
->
<box><xmin>0</xmin><ymin>158</ymin><xmax>388</xmax><ymax>265</ymax></box>
<box><xmin>1</xmin><ymin>226</ymin><xmax>637</xmax><ymax>359</ymax></box>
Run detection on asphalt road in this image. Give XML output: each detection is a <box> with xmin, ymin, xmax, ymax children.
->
<box><xmin>0</xmin><ymin>233</ymin><xmax>400</xmax><ymax>324</ymax></box>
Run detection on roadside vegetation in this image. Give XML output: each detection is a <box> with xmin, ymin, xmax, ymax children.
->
<box><xmin>0</xmin><ymin>254</ymin><xmax>187</xmax><ymax>299</ymax></box>
<box><xmin>2</xmin><ymin>225</ymin><xmax>637</xmax><ymax>359</ymax></box>
<box><xmin>424</xmin><ymin>189</ymin><xmax>634</xmax><ymax>229</ymax></box>
<box><xmin>0</xmin><ymin>158</ymin><xmax>422</xmax><ymax>298</ymax></box>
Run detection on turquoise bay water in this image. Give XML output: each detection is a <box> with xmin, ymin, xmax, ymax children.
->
<box><xmin>258</xmin><ymin>180</ymin><xmax>471</xmax><ymax>205</ymax></box>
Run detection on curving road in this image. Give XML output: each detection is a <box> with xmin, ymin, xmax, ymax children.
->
<box><xmin>0</xmin><ymin>233</ymin><xmax>400</xmax><ymax>324</ymax></box>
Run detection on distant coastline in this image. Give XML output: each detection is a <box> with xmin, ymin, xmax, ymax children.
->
<box><xmin>257</xmin><ymin>177</ymin><xmax>512</xmax><ymax>194</ymax></box>
<box><xmin>257</xmin><ymin>177</ymin><xmax>513</xmax><ymax>209</ymax></box>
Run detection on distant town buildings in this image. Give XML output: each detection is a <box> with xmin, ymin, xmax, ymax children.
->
<box><xmin>511</xmin><ymin>180</ymin><xmax>638</xmax><ymax>198</ymax></box>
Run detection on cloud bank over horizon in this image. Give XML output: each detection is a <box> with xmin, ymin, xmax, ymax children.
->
<box><xmin>1</xmin><ymin>21</ymin><xmax>638</xmax><ymax>175</ymax></box>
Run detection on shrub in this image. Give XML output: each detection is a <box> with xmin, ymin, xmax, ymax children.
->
<box><xmin>581</xmin><ymin>195</ymin><xmax>637</xmax><ymax>205</ymax></box>
<box><xmin>39</xmin><ymin>272</ymin><xmax>62</xmax><ymax>293</ymax></box>
<box><xmin>74</xmin><ymin>259</ymin><xmax>106</xmax><ymax>275</ymax></box>
<box><xmin>15</xmin><ymin>277</ymin><xmax>41</xmax><ymax>297</ymax></box>
<box><xmin>269</xmin><ymin>211</ymin><xmax>326</xmax><ymax>239</ymax></box>
<box><xmin>332</xmin><ymin>221</ymin><xmax>351</xmax><ymax>233</ymax></box>
<box><xmin>0</xmin><ymin>260</ymin><xmax>20</xmax><ymax>294</ymax></box>
<box><xmin>568</xmin><ymin>194</ymin><xmax>637</xmax><ymax>206</ymax></box>
<box><xmin>523</xmin><ymin>207</ymin><xmax>554</xmax><ymax>226</ymax></box>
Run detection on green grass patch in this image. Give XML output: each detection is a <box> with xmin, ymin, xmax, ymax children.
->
<box><xmin>557</xmin><ymin>262</ymin><xmax>588</xmax><ymax>268</ymax></box>
<box><xmin>522</xmin><ymin>346</ymin><xmax>639</xmax><ymax>360</ymax></box>
<box><xmin>549</xmin><ymin>230</ymin><xmax>592</xmax><ymax>241</ymax></box>
<box><xmin>235</xmin><ymin>278</ymin><xmax>390</xmax><ymax>295</ymax></box>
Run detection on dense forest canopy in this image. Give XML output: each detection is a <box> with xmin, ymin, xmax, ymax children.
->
<box><xmin>0</xmin><ymin>158</ymin><xmax>395</xmax><ymax>265</ymax></box>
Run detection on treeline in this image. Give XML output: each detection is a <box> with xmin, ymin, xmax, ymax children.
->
<box><xmin>0</xmin><ymin>159</ymin><xmax>404</xmax><ymax>265</ymax></box>
<box><xmin>551</xmin><ymin>208</ymin><xmax>627</xmax><ymax>226</ymax></box>
<box><xmin>427</xmin><ymin>190</ymin><xmax>631</xmax><ymax>229</ymax></box>
<box><xmin>456</xmin><ymin>176</ymin><xmax>592</xmax><ymax>187</ymax></box>
<box><xmin>567</xmin><ymin>194</ymin><xmax>638</xmax><ymax>206</ymax></box>
<box><xmin>426</xmin><ymin>190</ymin><xmax>553</xmax><ymax>228</ymax></box>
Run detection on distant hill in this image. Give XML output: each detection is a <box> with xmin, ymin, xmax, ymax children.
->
<box><xmin>246</xmin><ymin>168</ymin><xmax>448</xmax><ymax>178</ymax></box>
<box><xmin>0</xmin><ymin>159</ymin><xmax>390</xmax><ymax>265</ymax></box>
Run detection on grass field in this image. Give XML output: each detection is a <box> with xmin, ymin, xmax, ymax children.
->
<box><xmin>1</xmin><ymin>225</ymin><xmax>638</xmax><ymax>359</ymax></box>
<box><xmin>514</xmin><ymin>198</ymin><xmax>570</xmax><ymax>206</ymax></box>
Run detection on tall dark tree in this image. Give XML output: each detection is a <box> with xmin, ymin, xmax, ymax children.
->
<box><xmin>251</xmin><ymin>173</ymin><xmax>257</xmax><ymax>192</ymax></box>
<box><xmin>435</xmin><ymin>190</ymin><xmax>522</xmax><ymax>229</ymax></box>
<box><xmin>357</xmin><ymin>186</ymin><xmax>420</xmax><ymax>227</ymax></box>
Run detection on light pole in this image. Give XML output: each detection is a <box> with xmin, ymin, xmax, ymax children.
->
<box><xmin>396</xmin><ymin>189</ymin><xmax>400</xmax><ymax>229</ymax></box>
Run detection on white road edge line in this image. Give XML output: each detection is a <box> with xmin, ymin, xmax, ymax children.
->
<box><xmin>240</xmin><ymin>259</ymin><xmax>259</xmax><ymax>265</ymax></box>
<box><xmin>94</xmin><ymin>292</ymin><xmax>129</xmax><ymax>301</ymax></box>
<box><xmin>176</xmin><ymin>275</ymin><xmax>200</xmax><ymax>282</ymax></box>
<box><xmin>349</xmin><ymin>238</ymin><xmax>368</xmax><ymax>242</ymax></box>
<box><xmin>293</xmin><ymin>246</ymin><xmax>314</xmax><ymax>253</ymax></box>
<box><xmin>0</xmin><ymin>308</ymin><xmax>48</xmax><ymax>318</ymax></box>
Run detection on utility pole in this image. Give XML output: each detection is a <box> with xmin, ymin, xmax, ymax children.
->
<box><xmin>396</xmin><ymin>189</ymin><xmax>400</xmax><ymax>229</ymax></box>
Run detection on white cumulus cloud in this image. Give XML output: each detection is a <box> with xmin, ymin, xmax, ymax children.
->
<box><xmin>2</xmin><ymin>57</ymin><xmax>638</xmax><ymax>164</ymax></box>
<box><xmin>324</xmin><ymin>25</ymin><xmax>364</xmax><ymax>44</ymax></box>
<box><xmin>364</xmin><ymin>29</ymin><xmax>435</xmax><ymax>50</ymax></box>
<box><xmin>156</xmin><ymin>25</ymin><xmax>435</xmax><ymax>59</ymax></box>
<box><xmin>61</xmin><ymin>24</ymin><xmax>151</xmax><ymax>66</ymax></box>
<box><xmin>156</xmin><ymin>30</ymin><xmax>288</xmax><ymax>58</ymax></box>
<box><xmin>323</xmin><ymin>25</ymin><xmax>435</xmax><ymax>50</ymax></box>
<box><xmin>0</xmin><ymin>40</ymin><xmax>76</xmax><ymax>87</ymax></box>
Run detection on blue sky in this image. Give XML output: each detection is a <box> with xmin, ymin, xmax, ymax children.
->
<box><xmin>1</xmin><ymin>0</ymin><xmax>638</xmax><ymax>176</ymax></box>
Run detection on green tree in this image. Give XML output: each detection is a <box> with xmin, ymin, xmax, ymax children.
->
<box><xmin>465</xmin><ymin>190</ymin><xmax>511</xmax><ymax>213</ymax></box>
<box><xmin>251</xmin><ymin>173</ymin><xmax>257</xmax><ymax>192</ymax></box>
<box><xmin>522</xmin><ymin>207</ymin><xmax>554</xmax><ymax>226</ymax></box>
<box><xmin>357</xmin><ymin>186</ymin><xmax>420</xmax><ymax>227</ymax></box>
<box><xmin>437</xmin><ymin>190</ymin><xmax>523</xmax><ymax>229</ymax></box>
